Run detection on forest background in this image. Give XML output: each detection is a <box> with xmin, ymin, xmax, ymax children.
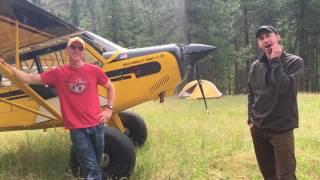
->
<box><xmin>31</xmin><ymin>0</ymin><xmax>320</xmax><ymax>94</ymax></box>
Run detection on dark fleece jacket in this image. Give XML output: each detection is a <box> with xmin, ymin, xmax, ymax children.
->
<box><xmin>248</xmin><ymin>52</ymin><xmax>304</xmax><ymax>132</ymax></box>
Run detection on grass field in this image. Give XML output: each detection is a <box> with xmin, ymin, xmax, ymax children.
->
<box><xmin>0</xmin><ymin>93</ymin><xmax>319</xmax><ymax>179</ymax></box>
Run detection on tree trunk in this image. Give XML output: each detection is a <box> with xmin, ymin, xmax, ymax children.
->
<box><xmin>175</xmin><ymin>0</ymin><xmax>189</xmax><ymax>43</ymax></box>
<box><xmin>70</xmin><ymin>0</ymin><xmax>80</xmax><ymax>27</ymax></box>
<box><xmin>184</xmin><ymin>0</ymin><xmax>192</xmax><ymax>44</ymax></box>
<box><xmin>111</xmin><ymin>0</ymin><xmax>119</xmax><ymax>42</ymax></box>
<box><xmin>234</xmin><ymin>62</ymin><xmax>240</xmax><ymax>94</ymax></box>
<box><xmin>296</xmin><ymin>0</ymin><xmax>308</xmax><ymax>91</ymax></box>
<box><xmin>87</xmin><ymin>0</ymin><xmax>97</xmax><ymax>33</ymax></box>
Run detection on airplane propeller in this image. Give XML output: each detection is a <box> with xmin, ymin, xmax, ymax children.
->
<box><xmin>180</xmin><ymin>44</ymin><xmax>216</xmax><ymax>113</ymax></box>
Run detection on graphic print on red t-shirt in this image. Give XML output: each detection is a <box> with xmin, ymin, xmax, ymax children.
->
<box><xmin>64</xmin><ymin>73</ymin><xmax>90</xmax><ymax>94</ymax></box>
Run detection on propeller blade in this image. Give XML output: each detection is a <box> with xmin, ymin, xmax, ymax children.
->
<box><xmin>195</xmin><ymin>64</ymin><xmax>209</xmax><ymax>113</ymax></box>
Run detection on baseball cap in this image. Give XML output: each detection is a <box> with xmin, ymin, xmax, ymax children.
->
<box><xmin>256</xmin><ymin>25</ymin><xmax>278</xmax><ymax>38</ymax></box>
<box><xmin>67</xmin><ymin>37</ymin><xmax>85</xmax><ymax>48</ymax></box>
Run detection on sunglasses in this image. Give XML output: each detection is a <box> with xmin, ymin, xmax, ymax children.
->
<box><xmin>70</xmin><ymin>45</ymin><xmax>84</xmax><ymax>51</ymax></box>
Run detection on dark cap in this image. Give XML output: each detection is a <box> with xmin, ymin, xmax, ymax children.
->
<box><xmin>256</xmin><ymin>25</ymin><xmax>278</xmax><ymax>38</ymax></box>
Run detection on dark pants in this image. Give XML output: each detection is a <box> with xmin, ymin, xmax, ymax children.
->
<box><xmin>70</xmin><ymin>124</ymin><xmax>105</xmax><ymax>180</ymax></box>
<box><xmin>250</xmin><ymin>127</ymin><xmax>296</xmax><ymax>180</ymax></box>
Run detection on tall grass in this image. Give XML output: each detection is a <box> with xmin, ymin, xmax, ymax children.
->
<box><xmin>0</xmin><ymin>129</ymin><xmax>70</xmax><ymax>179</ymax></box>
<box><xmin>0</xmin><ymin>93</ymin><xmax>319</xmax><ymax>179</ymax></box>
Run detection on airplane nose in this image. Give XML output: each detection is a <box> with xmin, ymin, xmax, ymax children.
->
<box><xmin>176</xmin><ymin>43</ymin><xmax>216</xmax><ymax>88</ymax></box>
<box><xmin>184</xmin><ymin>44</ymin><xmax>216</xmax><ymax>64</ymax></box>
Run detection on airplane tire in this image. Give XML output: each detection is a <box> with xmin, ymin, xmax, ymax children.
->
<box><xmin>118</xmin><ymin>111</ymin><xmax>148</xmax><ymax>147</ymax></box>
<box><xmin>103</xmin><ymin>126</ymin><xmax>136</xmax><ymax>179</ymax></box>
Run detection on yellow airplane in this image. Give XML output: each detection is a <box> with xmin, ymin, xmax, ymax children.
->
<box><xmin>0</xmin><ymin>0</ymin><xmax>216</xmax><ymax>178</ymax></box>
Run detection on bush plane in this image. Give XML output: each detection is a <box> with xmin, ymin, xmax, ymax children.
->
<box><xmin>0</xmin><ymin>0</ymin><xmax>216</xmax><ymax>178</ymax></box>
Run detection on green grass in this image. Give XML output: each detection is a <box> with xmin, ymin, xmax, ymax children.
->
<box><xmin>0</xmin><ymin>93</ymin><xmax>319</xmax><ymax>179</ymax></box>
<box><xmin>0</xmin><ymin>129</ymin><xmax>70</xmax><ymax>179</ymax></box>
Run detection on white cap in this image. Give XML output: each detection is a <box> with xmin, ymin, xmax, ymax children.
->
<box><xmin>67</xmin><ymin>37</ymin><xmax>85</xmax><ymax>48</ymax></box>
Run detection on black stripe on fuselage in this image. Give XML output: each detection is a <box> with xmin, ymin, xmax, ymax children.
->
<box><xmin>110</xmin><ymin>75</ymin><xmax>131</xmax><ymax>82</ymax></box>
<box><xmin>0</xmin><ymin>90</ymin><xmax>25</xmax><ymax>98</ymax></box>
<box><xmin>7</xmin><ymin>95</ymin><xmax>29</xmax><ymax>101</ymax></box>
<box><xmin>0</xmin><ymin>84</ymin><xmax>57</xmax><ymax>101</ymax></box>
<box><xmin>29</xmin><ymin>84</ymin><xmax>57</xmax><ymax>99</ymax></box>
<box><xmin>106</xmin><ymin>62</ymin><xmax>161</xmax><ymax>82</ymax></box>
<box><xmin>105</xmin><ymin>45</ymin><xmax>184</xmax><ymax>79</ymax></box>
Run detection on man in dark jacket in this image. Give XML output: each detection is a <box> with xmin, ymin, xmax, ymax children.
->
<box><xmin>248</xmin><ymin>25</ymin><xmax>304</xmax><ymax>180</ymax></box>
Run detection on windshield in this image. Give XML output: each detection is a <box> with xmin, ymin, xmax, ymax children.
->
<box><xmin>82</xmin><ymin>31</ymin><xmax>125</xmax><ymax>53</ymax></box>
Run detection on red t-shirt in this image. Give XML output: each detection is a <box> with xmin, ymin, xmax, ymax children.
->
<box><xmin>40</xmin><ymin>64</ymin><xmax>109</xmax><ymax>129</ymax></box>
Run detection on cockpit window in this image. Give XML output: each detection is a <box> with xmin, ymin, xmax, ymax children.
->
<box><xmin>38</xmin><ymin>51</ymin><xmax>66</xmax><ymax>72</ymax></box>
<box><xmin>20</xmin><ymin>42</ymin><xmax>103</xmax><ymax>74</ymax></box>
<box><xmin>31</xmin><ymin>48</ymin><xmax>103</xmax><ymax>73</ymax></box>
<box><xmin>16</xmin><ymin>31</ymin><xmax>120</xmax><ymax>73</ymax></box>
<box><xmin>21</xmin><ymin>58</ymin><xmax>38</xmax><ymax>73</ymax></box>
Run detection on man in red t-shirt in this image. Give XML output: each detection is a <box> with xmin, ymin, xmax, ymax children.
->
<box><xmin>0</xmin><ymin>37</ymin><xmax>115</xmax><ymax>179</ymax></box>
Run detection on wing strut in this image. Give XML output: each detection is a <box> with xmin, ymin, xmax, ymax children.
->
<box><xmin>15</xmin><ymin>20</ymin><xmax>21</xmax><ymax>70</ymax></box>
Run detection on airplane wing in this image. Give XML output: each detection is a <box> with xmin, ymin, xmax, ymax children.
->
<box><xmin>0</xmin><ymin>0</ymin><xmax>79</xmax><ymax>58</ymax></box>
<box><xmin>0</xmin><ymin>0</ymin><xmax>80</xmax><ymax>131</ymax></box>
